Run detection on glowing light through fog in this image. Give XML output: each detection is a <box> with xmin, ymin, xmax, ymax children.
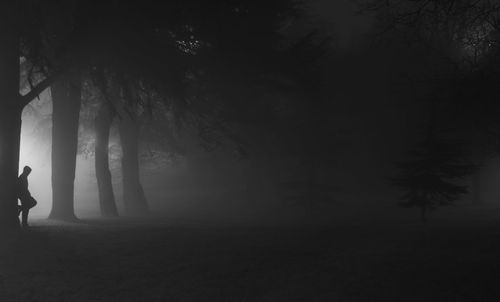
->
<box><xmin>19</xmin><ymin>92</ymin><xmax>116</xmax><ymax>218</ymax></box>
<box><xmin>19</xmin><ymin>118</ymin><xmax>104</xmax><ymax>218</ymax></box>
<box><xmin>19</xmin><ymin>116</ymin><xmax>52</xmax><ymax>218</ymax></box>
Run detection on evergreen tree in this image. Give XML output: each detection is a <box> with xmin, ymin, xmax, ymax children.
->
<box><xmin>392</xmin><ymin>130</ymin><xmax>474</xmax><ymax>221</ymax></box>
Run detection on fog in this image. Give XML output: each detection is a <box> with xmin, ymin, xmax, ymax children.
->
<box><xmin>19</xmin><ymin>73</ymin><xmax>500</xmax><ymax>227</ymax></box>
<box><xmin>19</xmin><ymin>98</ymin><xmax>400</xmax><ymax>225</ymax></box>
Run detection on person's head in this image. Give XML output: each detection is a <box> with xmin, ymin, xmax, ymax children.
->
<box><xmin>23</xmin><ymin>166</ymin><xmax>32</xmax><ymax>176</ymax></box>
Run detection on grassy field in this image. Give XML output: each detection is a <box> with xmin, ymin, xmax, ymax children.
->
<box><xmin>1</xmin><ymin>213</ymin><xmax>500</xmax><ymax>302</ymax></box>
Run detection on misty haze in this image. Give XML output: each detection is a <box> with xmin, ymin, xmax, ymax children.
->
<box><xmin>3</xmin><ymin>0</ymin><xmax>500</xmax><ymax>301</ymax></box>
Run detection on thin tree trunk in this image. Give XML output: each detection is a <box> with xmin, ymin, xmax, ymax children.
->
<box><xmin>49</xmin><ymin>74</ymin><xmax>81</xmax><ymax>221</ymax></box>
<box><xmin>0</xmin><ymin>2</ymin><xmax>22</xmax><ymax>230</ymax></box>
<box><xmin>119</xmin><ymin>113</ymin><xmax>148</xmax><ymax>215</ymax></box>
<box><xmin>95</xmin><ymin>101</ymin><xmax>118</xmax><ymax>217</ymax></box>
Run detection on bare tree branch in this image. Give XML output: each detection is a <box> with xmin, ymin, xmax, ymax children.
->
<box><xmin>20</xmin><ymin>71</ymin><xmax>61</xmax><ymax>107</ymax></box>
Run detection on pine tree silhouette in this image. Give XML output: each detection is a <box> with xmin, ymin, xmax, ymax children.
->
<box><xmin>392</xmin><ymin>131</ymin><xmax>474</xmax><ymax>221</ymax></box>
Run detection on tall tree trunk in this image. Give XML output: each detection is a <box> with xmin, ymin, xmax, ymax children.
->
<box><xmin>0</xmin><ymin>2</ymin><xmax>22</xmax><ymax>229</ymax></box>
<box><xmin>119</xmin><ymin>114</ymin><xmax>148</xmax><ymax>215</ymax></box>
<box><xmin>0</xmin><ymin>108</ymin><xmax>22</xmax><ymax>230</ymax></box>
<box><xmin>95</xmin><ymin>101</ymin><xmax>118</xmax><ymax>217</ymax></box>
<box><xmin>49</xmin><ymin>74</ymin><xmax>81</xmax><ymax>221</ymax></box>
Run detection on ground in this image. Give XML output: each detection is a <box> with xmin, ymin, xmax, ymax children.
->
<box><xmin>2</xmin><ymin>209</ymin><xmax>500</xmax><ymax>302</ymax></box>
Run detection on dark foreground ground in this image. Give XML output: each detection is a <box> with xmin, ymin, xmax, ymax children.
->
<box><xmin>2</xmin><ymin>212</ymin><xmax>500</xmax><ymax>302</ymax></box>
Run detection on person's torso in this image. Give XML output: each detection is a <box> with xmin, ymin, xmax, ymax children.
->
<box><xmin>18</xmin><ymin>176</ymin><xmax>30</xmax><ymax>198</ymax></box>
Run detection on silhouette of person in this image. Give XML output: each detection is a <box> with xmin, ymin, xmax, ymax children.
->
<box><xmin>18</xmin><ymin>166</ymin><xmax>37</xmax><ymax>227</ymax></box>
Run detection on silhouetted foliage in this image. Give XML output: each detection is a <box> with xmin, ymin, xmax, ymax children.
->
<box><xmin>392</xmin><ymin>131</ymin><xmax>474</xmax><ymax>221</ymax></box>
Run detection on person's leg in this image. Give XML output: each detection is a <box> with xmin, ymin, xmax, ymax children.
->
<box><xmin>21</xmin><ymin>207</ymin><xmax>29</xmax><ymax>227</ymax></box>
<box><xmin>29</xmin><ymin>197</ymin><xmax>37</xmax><ymax>209</ymax></box>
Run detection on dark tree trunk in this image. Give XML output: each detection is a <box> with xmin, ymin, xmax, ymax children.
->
<box><xmin>119</xmin><ymin>114</ymin><xmax>148</xmax><ymax>215</ymax></box>
<box><xmin>0</xmin><ymin>2</ymin><xmax>22</xmax><ymax>230</ymax></box>
<box><xmin>49</xmin><ymin>74</ymin><xmax>81</xmax><ymax>221</ymax></box>
<box><xmin>95</xmin><ymin>101</ymin><xmax>118</xmax><ymax>217</ymax></box>
<box><xmin>0</xmin><ymin>108</ymin><xmax>22</xmax><ymax>230</ymax></box>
